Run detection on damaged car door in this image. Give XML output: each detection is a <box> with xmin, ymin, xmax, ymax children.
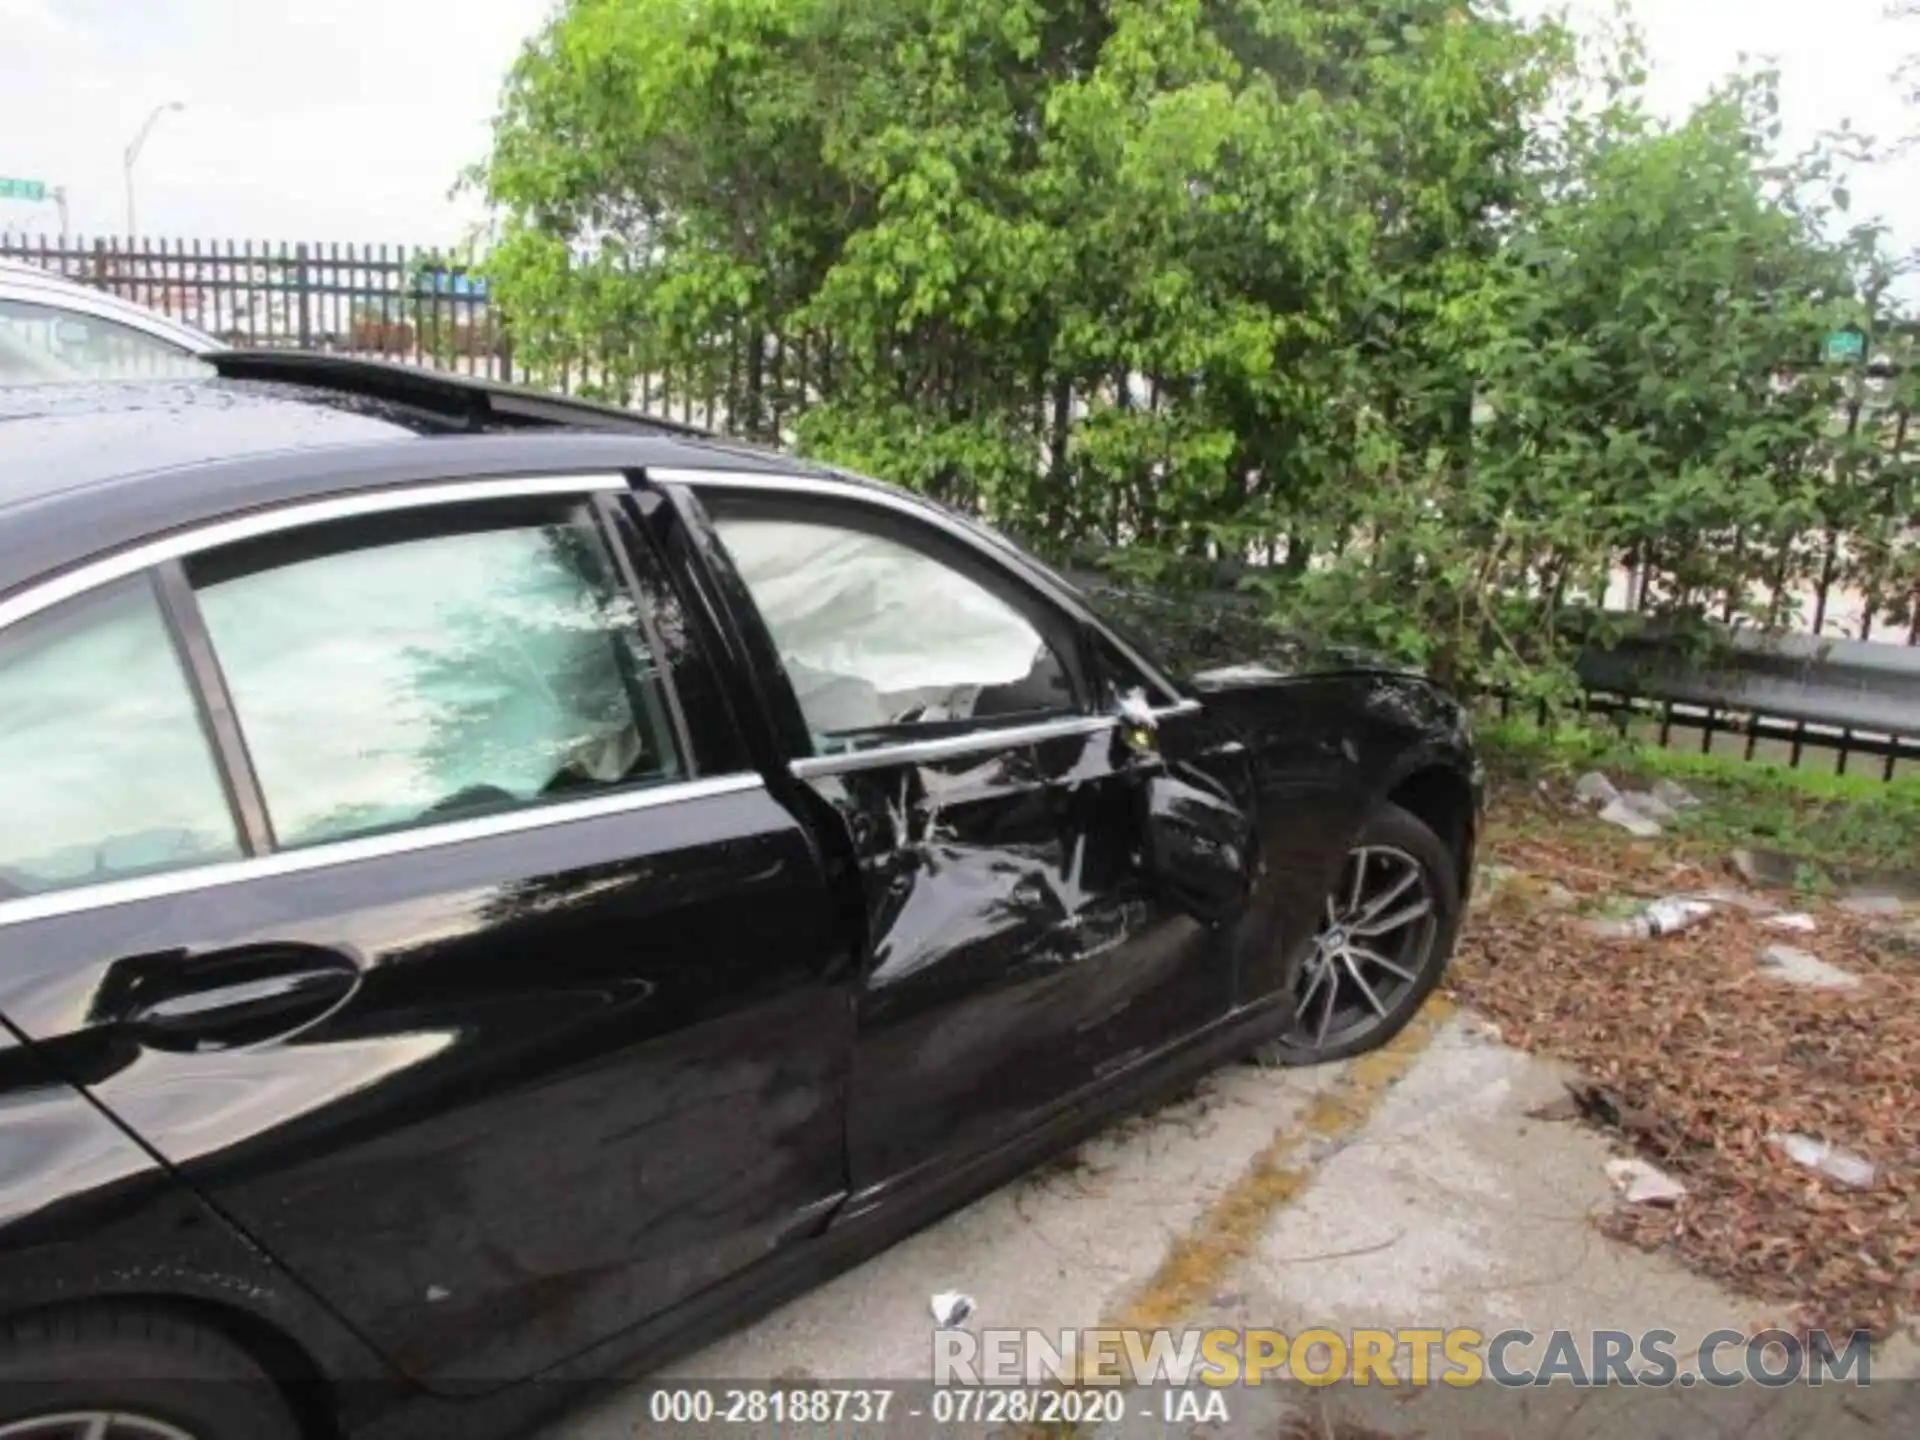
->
<box><xmin>0</xmin><ymin>479</ymin><xmax>852</xmax><ymax>1392</ymax></box>
<box><xmin>682</xmin><ymin>483</ymin><xmax>1238</xmax><ymax>1202</ymax></box>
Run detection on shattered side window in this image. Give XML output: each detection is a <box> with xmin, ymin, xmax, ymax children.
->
<box><xmin>193</xmin><ymin>507</ymin><xmax>684</xmax><ymax>847</ymax></box>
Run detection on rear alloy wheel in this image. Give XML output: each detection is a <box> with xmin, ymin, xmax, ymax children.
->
<box><xmin>0</xmin><ymin>1418</ymin><xmax>197</xmax><ymax>1440</ymax></box>
<box><xmin>1265</xmin><ymin>801</ymin><xmax>1460</xmax><ymax>1066</ymax></box>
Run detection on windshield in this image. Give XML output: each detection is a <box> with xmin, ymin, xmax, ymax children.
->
<box><xmin>0</xmin><ymin>296</ymin><xmax>214</xmax><ymax>385</ymax></box>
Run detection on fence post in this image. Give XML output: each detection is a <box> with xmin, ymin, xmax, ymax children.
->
<box><xmin>295</xmin><ymin>242</ymin><xmax>312</xmax><ymax>348</ymax></box>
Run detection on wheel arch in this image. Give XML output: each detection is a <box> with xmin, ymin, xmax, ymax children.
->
<box><xmin>0</xmin><ymin>1294</ymin><xmax>342</xmax><ymax>1440</ymax></box>
<box><xmin>1380</xmin><ymin>759</ymin><xmax>1477</xmax><ymax>898</ymax></box>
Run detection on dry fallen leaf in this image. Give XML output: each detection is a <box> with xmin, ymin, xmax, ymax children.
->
<box><xmin>1446</xmin><ymin>800</ymin><xmax>1920</xmax><ymax>1338</ymax></box>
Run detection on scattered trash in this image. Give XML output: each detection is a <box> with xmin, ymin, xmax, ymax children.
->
<box><xmin>1645</xmin><ymin>897</ymin><xmax>1717</xmax><ymax>933</ymax></box>
<box><xmin>1458</xmin><ymin>808</ymin><xmax>1909</xmax><ymax>1335</ymax></box>
<box><xmin>1766</xmin><ymin>1131</ymin><xmax>1876</xmax><ymax>1190</ymax></box>
<box><xmin>1573</xmin><ymin>771</ymin><xmax>1622</xmax><ymax>808</ymax></box>
<box><xmin>1596</xmin><ymin>798</ymin><xmax>1663</xmax><ymax>838</ymax></box>
<box><xmin>1606</xmin><ymin>1157</ymin><xmax>1688</xmax><ymax>1206</ymax></box>
<box><xmin>930</xmin><ymin>1291</ymin><xmax>975</xmax><ymax>1328</ymax></box>
<box><xmin>1618</xmin><ymin>790</ymin><xmax>1678</xmax><ymax>824</ymax></box>
<box><xmin>1756</xmin><ymin>944</ymin><xmax>1859</xmax><ymax>991</ymax></box>
<box><xmin>1584</xmin><ymin>896</ymin><xmax>1715</xmax><ymax>940</ymax></box>
<box><xmin>1650</xmin><ymin>779</ymin><xmax>1702</xmax><ymax>810</ymax></box>
<box><xmin>1762</xmin><ymin>912</ymin><xmax>1818</xmax><ymax>933</ymax></box>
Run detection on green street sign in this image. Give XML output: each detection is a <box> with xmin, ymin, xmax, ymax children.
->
<box><xmin>0</xmin><ymin>177</ymin><xmax>47</xmax><ymax>202</ymax></box>
<box><xmin>1822</xmin><ymin>329</ymin><xmax>1867</xmax><ymax>364</ymax></box>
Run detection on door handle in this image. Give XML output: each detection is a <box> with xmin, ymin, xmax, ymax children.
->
<box><xmin>106</xmin><ymin>946</ymin><xmax>361</xmax><ymax>1052</ymax></box>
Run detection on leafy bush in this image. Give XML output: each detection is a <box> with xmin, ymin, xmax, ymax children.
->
<box><xmin>477</xmin><ymin>0</ymin><xmax>1917</xmax><ymax>699</ymax></box>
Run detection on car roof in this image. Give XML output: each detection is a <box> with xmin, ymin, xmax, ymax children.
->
<box><xmin>0</xmin><ymin>261</ymin><xmax>219</xmax><ymax>352</ymax></box>
<box><xmin>0</xmin><ymin>353</ymin><xmax>830</xmax><ymax>603</ymax></box>
<box><xmin>0</xmin><ymin>350</ymin><xmax>1196</xmax><ymax>702</ymax></box>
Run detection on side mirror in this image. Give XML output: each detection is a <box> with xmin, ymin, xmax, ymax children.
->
<box><xmin>1114</xmin><ymin>686</ymin><xmax>1159</xmax><ymax>758</ymax></box>
<box><xmin>1140</xmin><ymin>766</ymin><xmax>1255</xmax><ymax>927</ymax></box>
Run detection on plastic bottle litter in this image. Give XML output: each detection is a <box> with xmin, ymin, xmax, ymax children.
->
<box><xmin>1586</xmin><ymin>897</ymin><xmax>1715</xmax><ymax>939</ymax></box>
<box><xmin>930</xmin><ymin>1292</ymin><xmax>975</xmax><ymax>1328</ymax></box>
<box><xmin>1766</xmin><ymin>1131</ymin><xmax>1876</xmax><ymax>1190</ymax></box>
<box><xmin>1642</xmin><ymin>898</ymin><xmax>1715</xmax><ymax>934</ymax></box>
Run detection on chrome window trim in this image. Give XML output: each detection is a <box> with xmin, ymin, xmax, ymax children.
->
<box><xmin>0</xmin><ymin>773</ymin><xmax>766</xmax><ymax>930</ymax></box>
<box><xmin>648</xmin><ymin>467</ymin><xmax>1190</xmax><ymax>707</ymax></box>
<box><xmin>0</xmin><ymin>473</ymin><xmax>630</xmax><ymax>635</ymax></box>
<box><xmin>790</xmin><ymin>715</ymin><xmax>1116</xmax><ymax>778</ymax></box>
<box><xmin>787</xmin><ymin>699</ymin><xmax>1199</xmax><ymax>779</ymax></box>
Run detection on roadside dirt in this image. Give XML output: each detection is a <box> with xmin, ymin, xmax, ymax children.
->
<box><xmin>1449</xmin><ymin>788</ymin><xmax>1919</xmax><ymax>1339</ymax></box>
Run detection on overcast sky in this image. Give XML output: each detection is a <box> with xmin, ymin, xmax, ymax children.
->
<box><xmin>0</xmin><ymin>0</ymin><xmax>1914</xmax><ymax>257</ymax></box>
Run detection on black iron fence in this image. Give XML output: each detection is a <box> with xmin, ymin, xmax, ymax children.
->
<box><xmin>0</xmin><ymin>234</ymin><xmax>820</xmax><ymax>437</ymax></box>
<box><xmin>6</xmin><ymin>235</ymin><xmax>1917</xmax><ymax>778</ymax></box>
<box><xmin>3</xmin><ymin>234</ymin><xmax>507</xmax><ymax>377</ymax></box>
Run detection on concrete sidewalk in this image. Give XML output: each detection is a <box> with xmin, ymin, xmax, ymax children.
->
<box><xmin>541</xmin><ymin>1005</ymin><xmax>1916</xmax><ymax>1437</ymax></box>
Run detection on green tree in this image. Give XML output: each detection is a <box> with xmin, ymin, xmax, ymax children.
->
<box><xmin>478</xmin><ymin>0</ymin><xmax>1913</xmax><ymax>697</ymax></box>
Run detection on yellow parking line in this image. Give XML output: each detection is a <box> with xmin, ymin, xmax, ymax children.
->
<box><xmin>1020</xmin><ymin>997</ymin><xmax>1455</xmax><ymax>1435</ymax></box>
<box><xmin>1106</xmin><ymin>996</ymin><xmax>1453</xmax><ymax>1338</ymax></box>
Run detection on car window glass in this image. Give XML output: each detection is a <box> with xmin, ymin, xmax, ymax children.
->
<box><xmin>0</xmin><ymin>576</ymin><xmax>241</xmax><ymax>899</ymax></box>
<box><xmin>1089</xmin><ymin>631</ymin><xmax>1166</xmax><ymax>707</ymax></box>
<box><xmin>0</xmin><ymin>296</ymin><xmax>213</xmax><ymax>383</ymax></box>
<box><xmin>712</xmin><ymin>514</ymin><xmax>1075</xmax><ymax>751</ymax></box>
<box><xmin>196</xmin><ymin>513</ymin><xmax>683</xmax><ymax>849</ymax></box>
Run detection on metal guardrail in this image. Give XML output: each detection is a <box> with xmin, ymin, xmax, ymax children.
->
<box><xmin>1574</xmin><ymin>618</ymin><xmax>1920</xmax><ymax>777</ymax></box>
<box><xmin>1577</xmin><ymin>625</ymin><xmax>1920</xmax><ymax>739</ymax></box>
<box><xmin>1074</xmin><ymin>579</ymin><xmax>1918</xmax><ymax>772</ymax></box>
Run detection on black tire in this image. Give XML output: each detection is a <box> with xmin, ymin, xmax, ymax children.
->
<box><xmin>1258</xmin><ymin>800</ymin><xmax>1461</xmax><ymax>1067</ymax></box>
<box><xmin>0</xmin><ymin>1306</ymin><xmax>302</xmax><ymax>1440</ymax></box>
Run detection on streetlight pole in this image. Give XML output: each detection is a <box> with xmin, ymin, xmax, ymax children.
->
<box><xmin>50</xmin><ymin>187</ymin><xmax>69</xmax><ymax>245</ymax></box>
<box><xmin>123</xmin><ymin>101</ymin><xmax>184</xmax><ymax>238</ymax></box>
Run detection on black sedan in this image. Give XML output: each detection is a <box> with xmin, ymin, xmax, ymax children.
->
<box><xmin>0</xmin><ymin>355</ymin><xmax>1479</xmax><ymax>1440</ymax></box>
